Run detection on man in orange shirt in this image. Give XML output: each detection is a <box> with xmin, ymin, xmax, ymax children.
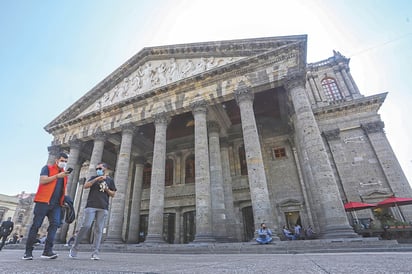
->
<box><xmin>22</xmin><ymin>152</ymin><xmax>70</xmax><ymax>260</ymax></box>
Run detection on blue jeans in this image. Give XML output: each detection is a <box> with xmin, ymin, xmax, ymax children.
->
<box><xmin>73</xmin><ymin>207</ymin><xmax>108</xmax><ymax>255</ymax></box>
<box><xmin>25</xmin><ymin>202</ymin><xmax>61</xmax><ymax>253</ymax></box>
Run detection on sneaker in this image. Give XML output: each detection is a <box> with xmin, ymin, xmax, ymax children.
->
<box><xmin>41</xmin><ymin>251</ymin><xmax>58</xmax><ymax>259</ymax></box>
<box><xmin>69</xmin><ymin>247</ymin><xmax>78</xmax><ymax>258</ymax></box>
<box><xmin>90</xmin><ymin>254</ymin><xmax>100</xmax><ymax>260</ymax></box>
<box><xmin>22</xmin><ymin>252</ymin><xmax>33</xmax><ymax>260</ymax></box>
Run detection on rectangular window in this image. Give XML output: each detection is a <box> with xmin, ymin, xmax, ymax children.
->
<box><xmin>273</xmin><ymin>147</ymin><xmax>286</xmax><ymax>159</ymax></box>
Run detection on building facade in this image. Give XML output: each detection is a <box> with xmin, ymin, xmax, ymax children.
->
<box><xmin>43</xmin><ymin>35</ymin><xmax>412</xmax><ymax>244</ymax></box>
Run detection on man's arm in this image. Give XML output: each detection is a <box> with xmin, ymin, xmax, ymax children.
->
<box><xmin>39</xmin><ymin>172</ymin><xmax>68</xmax><ymax>185</ymax></box>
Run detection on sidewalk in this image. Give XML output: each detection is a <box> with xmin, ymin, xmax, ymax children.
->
<box><xmin>1</xmin><ymin>249</ymin><xmax>412</xmax><ymax>273</ymax></box>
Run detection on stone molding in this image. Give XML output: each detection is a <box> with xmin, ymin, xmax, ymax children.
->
<box><xmin>323</xmin><ymin>128</ymin><xmax>341</xmax><ymax>141</ymax></box>
<box><xmin>361</xmin><ymin>121</ymin><xmax>385</xmax><ymax>134</ymax></box>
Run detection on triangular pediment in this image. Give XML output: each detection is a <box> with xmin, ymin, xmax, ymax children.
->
<box><xmin>45</xmin><ymin>35</ymin><xmax>307</xmax><ymax>132</ymax></box>
<box><xmin>80</xmin><ymin>56</ymin><xmax>245</xmax><ymax>116</ymax></box>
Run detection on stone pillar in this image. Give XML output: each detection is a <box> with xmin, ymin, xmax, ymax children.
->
<box><xmin>191</xmin><ymin>100</ymin><xmax>215</xmax><ymax>242</ymax></box>
<box><xmin>106</xmin><ymin>125</ymin><xmax>135</xmax><ymax>242</ymax></box>
<box><xmin>220</xmin><ymin>139</ymin><xmax>241</xmax><ymax>241</ymax></box>
<box><xmin>208</xmin><ymin>121</ymin><xmax>229</xmax><ymax>242</ymax></box>
<box><xmin>127</xmin><ymin>156</ymin><xmax>145</xmax><ymax>243</ymax></box>
<box><xmin>59</xmin><ymin>139</ymin><xmax>82</xmax><ymax>242</ymax></box>
<box><xmin>286</xmin><ymin>71</ymin><xmax>357</xmax><ymax>238</ymax></box>
<box><xmin>234</xmin><ymin>83</ymin><xmax>277</xmax><ymax>236</ymax></box>
<box><xmin>47</xmin><ymin>144</ymin><xmax>60</xmax><ymax>165</ymax></box>
<box><xmin>146</xmin><ymin>113</ymin><xmax>170</xmax><ymax>243</ymax></box>
<box><xmin>174</xmin><ymin>207</ymin><xmax>182</xmax><ymax>244</ymax></box>
<box><xmin>362</xmin><ymin>121</ymin><xmax>412</xmax><ymax>219</ymax></box>
<box><xmin>87</xmin><ymin>132</ymin><xmax>107</xmax><ymax>178</ymax></box>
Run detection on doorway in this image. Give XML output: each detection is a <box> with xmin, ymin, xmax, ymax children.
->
<box><xmin>183</xmin><ymin>211</ymin><xmax>195</xmax><ymax>243</ymax></box>
<box><xmin>242</xmin><ymin>206</ymin><xmax>255</xmax><ymax>241</ymax></box>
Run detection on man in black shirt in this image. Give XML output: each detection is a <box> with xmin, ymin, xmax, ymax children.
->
<box><xmin>0</xmin><ymin>217</ymin><xmax>14</xmax><ymax>250</ymax></box>
<box><xmin>69</xmin><ymin>162</ymin><xmax>116</xmax><ymax>260</ymax></box>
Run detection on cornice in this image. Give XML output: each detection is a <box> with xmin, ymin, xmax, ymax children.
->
<box><xmin>313</xmin><ymin>93</ymin><xmax>387</xmax><ymax>118</ymax></box>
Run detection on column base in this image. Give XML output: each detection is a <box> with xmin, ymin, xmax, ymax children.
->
<box><xmin>193</xmin><ymin>234</ymin><xmax>216</xmax><ymax>243</ymax></box>
<box><xmin>320</xmin><ymin>225</ymin><xmax>359</xmax><ymax>239</ymax></box>
<box><xmin>104</xmin><ymin>236</ymin><xmax>125</xmax><ymax>244</ymax></box>
<box><xmin>144</xmin><ymin>234</ymin><xmax>166</xmax><ymax>244</ymax></box>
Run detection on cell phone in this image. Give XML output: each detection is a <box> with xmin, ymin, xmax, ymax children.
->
<box><xmin>66</xmin><ymin>167</ymin><xmax>73</xmax><ymax>174</ymax></box>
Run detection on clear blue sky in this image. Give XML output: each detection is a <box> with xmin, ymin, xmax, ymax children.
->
<box><xmin>1</xmin><ymin>0</ymin><xmax>411</xmax><ymax>196</ymax></box>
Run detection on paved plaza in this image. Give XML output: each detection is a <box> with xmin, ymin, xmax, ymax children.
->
<box><xmin>1</xmin><ymin>249</ymin><xmax>412</xmax><ymax>274</ymax></box>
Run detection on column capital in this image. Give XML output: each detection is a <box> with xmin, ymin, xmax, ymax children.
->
<box><xmin>284</xmin><ymin>71</ymin><xmax>306</xmax><ymax>90</ymax></box>
<box><xmin>153</xmin><ymin>112</ymin><xmax>171</xmax><ymax>126</ymax></box>
<box><xmin>134</xmin><ymin>155</ymin><xmax>146</xmax><ymax>165</ymax></box>
<box><xmin>121</xmin><ymin>123</ymin><xmax>137</xmax><ymax>134</ymax></box>
<box><xmin>68</xmin><ymin>138</ymin><xmax>82</xmax><ymax>149</ymax></box>
<box><xmin>190</xmin><ymin>99</ymin><xmax>208</xmax><ymax>114</ymax></box>
<box><xmin>93</xmin><ymin>130</ymin><xmax>107</xmax><ymax>141</ymax></box>
<box><xmin>234</xmin><ymin>82</ymin><xmax>254</xmax><ymax>104</ymax></box>
<box><xmin>207</xmin><ymin>121</ymin><xmax>220</xmax><ymax>134</ymax></box>
<box><xmin>47</xmin><ymin>144</ymin><xmax>61</xmax><ymax>155</ymax></box>
<box><xmin>323</xmin><ymin>128</ymin><xmax>341</xmax><ymax>141</ymax></box>
<box><xmin>361</xmin><ymin>121</ymin><xmax>385</xmax><ymax>134</ymax></box>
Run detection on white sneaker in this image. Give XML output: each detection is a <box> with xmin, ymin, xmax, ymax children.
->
<box><xmin>91</xmin><ymin>254</ymin><xmax>100</xmax><ymax>260</ymax></box>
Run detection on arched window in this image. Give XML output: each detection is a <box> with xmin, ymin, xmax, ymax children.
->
<box><xmin>239</xmin><ymin>145</ymin><xmax>248</xmax><ymax>175</ymax></box>
<box><xmin>165</xmin><ymin>158</ymin><xmax>174</xmax><ymax>186</ymax></box>
<box><xmin>321</xmin><ymin>77</ymin><xmax>342</xmax><ymax>102</ymax></box>
<box><xmin>185</xmin><ymin>155</ymin><xmax>195</xmax><ymax>184</ymax></box>
<box><xmin>142</xmin><ymin>163</ymin><xmax>152</xmax><ymax>189</ymax></box>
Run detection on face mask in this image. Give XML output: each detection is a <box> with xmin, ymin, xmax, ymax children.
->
<box><xmin>96</xmin><ymin>169</ymin><xmax>104</xmax><ymax>176</ymax></box>
<box><xmin>58</xmin><ymin>161</ymin><xmax>67</xmax><ymax>170</ymax></box>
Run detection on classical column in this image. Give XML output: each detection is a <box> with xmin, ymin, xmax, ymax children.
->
<box><xmin>87</xmin><ymin>132</ymin><xmax>106</xmax><ymax>178</ymax></box>
<box><xmin>286</xmin><ymin>71</ymin><xmax>357</xmax><ymax>238</ymax></box>
<box><xmin>234</xmin><ymin>83</ymin><xmax>277</xmax><ymax>236</ymax></box>
<box><xmin>66</xmin><ymin>139</ymin><xmax>82</xmax><ymax>198</ymax></box>
<box><xmin>146</xmin><ymin>113</ymin><xmax>170</xmax><ymax>243</ymax></box>
<box><xmin>59</xmin><ymin>139</ymin><xmax>82</xmax><ymax>242</ymax></box>
<box><xmin>47</xmin><ymin>144</ymin><xmax>60</xmax><ymax>165</ymax></box>
<box><xmin>220</xmin><ymin>139</ymin><xmax>241</xmax><ymax>241</ymax></box>
<box><xmin>208</xmin><ymin>121</ymin><xmax>228</xmax><ymax>242</ymax></box>
<box><xmin>191</xmin><ymin>100</ymin><xmax>215</xmax><ymax>242</ymax></box>
<box><xmin>127</xmin><ymin>156</ymin><xmax>145</xmax><ymax>243</ymax></box>
<box><xmin>106</xmin><ymin>124</ymin><xmax>135</xmax><ymax>242</ymax></box>
<box><xmin>174</xmin><ymin>207</ymin><xmax>182</xmax><ymax>244</ymax></box>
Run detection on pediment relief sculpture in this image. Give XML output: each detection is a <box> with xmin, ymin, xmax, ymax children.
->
<box><xmin>80</xmin><ymin>56</ymin><xmax>244</xmax><ymax>116</ymax></box>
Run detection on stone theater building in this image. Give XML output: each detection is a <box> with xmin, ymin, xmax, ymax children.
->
<box><xmin>44</xmin><ymin>35</ymin><xmax>412</xmax><ymax>244</ymax></box>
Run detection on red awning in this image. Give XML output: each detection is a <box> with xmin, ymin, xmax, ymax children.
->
<box><xmin>376</xmin><ymin>197</ymin><xmax>412</xmax><ymax>208</ymax></box>
<box><xmin>344</xmin><ymin>201</ymin><xmax>376</xmax><ymax>212</ymax></box>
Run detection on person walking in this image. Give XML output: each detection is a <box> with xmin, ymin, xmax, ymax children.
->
<box><xmin>0</xmin><ymin>217</ymin><xmax>14</xmax><ymax>250</ymax></box>
<box><xmin>22</xmin><ymin>152</ymin><xmax>70</xmax><ymax>260</ymax></box>
<box><xmin>69</xmin><ymin>162</ymin><xmax>116</xmax><ymax>260</ymax></box>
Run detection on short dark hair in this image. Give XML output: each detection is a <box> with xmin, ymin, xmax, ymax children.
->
<box><xmin>97</xmin><ymin>162</ymin><xmax>107</xmax><ymax>168</ymax></box>
<box><xmin>58</xmin><ymin>152</ymin><xmax>69</xmax><ymax>159</ymax></box>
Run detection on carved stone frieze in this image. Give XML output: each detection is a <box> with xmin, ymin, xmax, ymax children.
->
<box><xmin>83</xmin><ymin>57</ymin><xmax>243</xmax><ymax>115</ymax></box>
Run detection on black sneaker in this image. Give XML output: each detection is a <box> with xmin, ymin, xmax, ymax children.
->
<box><xmin>41</xmin><ymin>251</ymin><xmax>58</xmax><ymax>259</ymax></box>
<box><xmin>22</xmin><ymin>253</ymin><xmax>33</xmax><ymax>260</ymax></box>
